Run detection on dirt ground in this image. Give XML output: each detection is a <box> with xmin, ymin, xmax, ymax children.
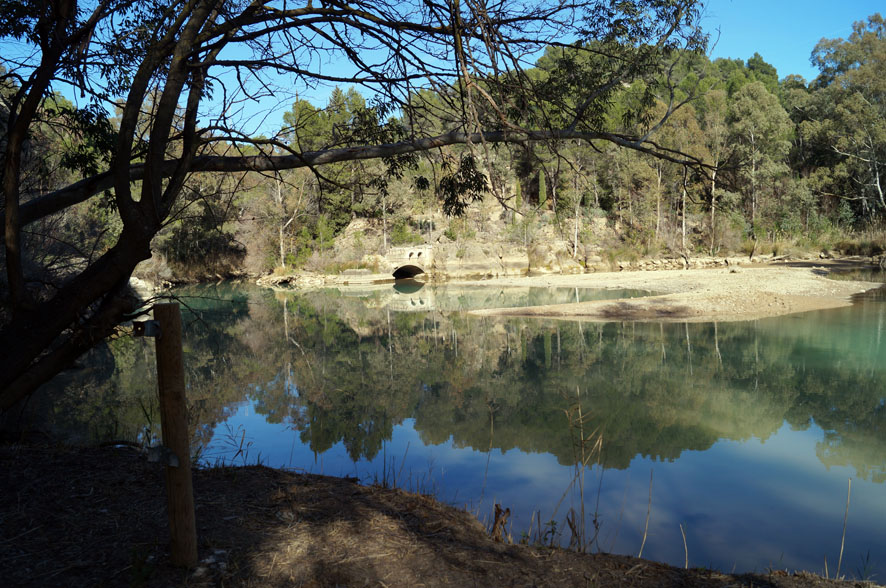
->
<box><xmin>466</xmin><ymin>263</ymin><xmax>882</xmax><ymax>322</ymax></box>
<box><xmin>1</xmin><ymin>443</ymin><xmax>881</xmax><ymax>588</ymax></box>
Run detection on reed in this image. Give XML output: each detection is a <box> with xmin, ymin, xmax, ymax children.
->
<box><xmin>560</xmin><ymin>386</ymin><xmax>603</xmax><ymax>552</ymax></box>
<box><xmin>680</xmin><ymin>523</ymin><xmax>688</xmax><ymax>569</ymax></box>
<box><xmin>836</xmin><ymin>477</ymin><xmax>852</xmax><ymax>579</ymax></box>
<box><xmin>638</xmin><ymin>469</ymin><xmax>653</xmax><ymax>558</ymax></box>
<box><xmin>202</xmin><ymin>423</ymin><xmax>263</xmax><ymax>467</ymax></box>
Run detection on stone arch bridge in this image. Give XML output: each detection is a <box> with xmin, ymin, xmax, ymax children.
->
<box><xmin>387</xmin><ymin>245</ymin><xmax>434</xmax><ymax>279</ymax></box>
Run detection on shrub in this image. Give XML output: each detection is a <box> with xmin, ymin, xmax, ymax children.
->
<box><xmin>390</xmin><ymin>217</ymin><xmax>423</xmax><ymax>245</ymax></box>
<box><xmin>443</xmin><ymin>218</ymin><xmax>476</xmax><ymax>243</ymax></box>
<box><xmin>159</xmin><ymin>203</ymin><xmax>245</xmax><ymax>278</ymax></box>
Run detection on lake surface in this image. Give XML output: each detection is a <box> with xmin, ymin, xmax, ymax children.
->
<box><xmin>22</xmin><ymin>281</ymin><xmax>886</xmax><ymax>579</ymax></box>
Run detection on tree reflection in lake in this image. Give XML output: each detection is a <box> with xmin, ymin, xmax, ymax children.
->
<box><xmin>16</xmin><ymin>282</ymin><xmax>886</xmax><ymax>576</ymax></box>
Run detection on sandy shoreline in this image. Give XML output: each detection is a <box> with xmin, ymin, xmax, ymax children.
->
<box><xmin>462</xmin><ymin>265</ymin><xmax>882</xmax><ymax>322</ymax></box>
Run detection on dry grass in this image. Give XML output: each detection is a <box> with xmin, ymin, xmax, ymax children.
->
<box><xmin>1</xmin><ymin>443</ymin><xmax>881</xmax><ymax>587</ymax></box>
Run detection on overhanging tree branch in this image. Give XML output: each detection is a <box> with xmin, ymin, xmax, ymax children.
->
<box><xmin>3</xmin><ymin>128</ymin><xmax>711</xmax><ymax>235</ymax></box>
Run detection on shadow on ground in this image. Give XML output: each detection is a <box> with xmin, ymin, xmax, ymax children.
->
<box><xmin>1</xmin><ymin>444</ymin><xmax>876</xmax><ymax>587</ymax></box>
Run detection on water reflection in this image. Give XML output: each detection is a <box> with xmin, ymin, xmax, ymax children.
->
<box><xmin>17</xmin><ymin>282</ymin><xmax>886</xmax><ymax>577</ymax></box>
<box><xmin>392</xmin><ymin>279</ymin><xmax>425</xmax><ymax>295</ymax></box>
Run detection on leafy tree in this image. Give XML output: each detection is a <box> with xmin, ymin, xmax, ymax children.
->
<box><xmin>658</xmin><ymin>103</ymin><xmax>708</xmax><ymax>252</ymax></box>
<box><xmin>712</xmin><ymin>58</ymin><xmax>753</xmax><ymax>97</ymax></box>
<box><xmin>727</xmin><ymin>81</ymin><xmax>793</xmax><ymax>228</ymax></box>
<box><xmin>806</xmin><ymin>14</ymin><xmax>886</xmax><ymax>219</ymax></box>
<box><xmin>746</xmin><ymin>52</ymin><xmax>779</xmax><ymax>95</ymax></box>
<box><xmin>281</xmin><ymin>99</ymin><xmax>325</xmax><ymax>152</ymax></box>
<box><xmin>701</xmin><ymin>89</ymin><xmax>731</xmax><ymax>253</ymax></box>
<box><xmin>158</xmin><ymin>177</ymin><xmax>246</xmax><ymax>279</ymax></box>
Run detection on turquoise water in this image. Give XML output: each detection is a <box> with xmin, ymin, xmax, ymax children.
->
<box><xmin>25</xmin><ymin>282</ymin><xmax>886</xmax><ymax>579</ymax></box>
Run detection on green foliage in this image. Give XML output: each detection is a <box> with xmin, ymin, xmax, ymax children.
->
<box><xmin>160</xmin><ymin>202</ymin><xmax>245</xmax><ymax>277</ymax></box>
<box><xmin>281</xmin><ymin>99</ymin><xmax>325</xmax><ymax>151</ymax></box>
<box><xmin>443</xmin><ymin>218</ymin><xmax>477</xmax><ymax>243</ymax></box>
<box><xmin>279</xmin><ymin>86</ymin><xmax>422</xmax><ymax>228</ymax></box>
<box><xmin>266</xmin><ymin>212</ymin><xmax>353</xmax><ymax>272</ymax></box>
<box><xmin>316</xmin><ymin>215</ymin><xmax>335</xmax><ymax>251</ymax></box>
<box><xmin>438</xmin><ymin>155</ymin><xmax>489</xmax><ymax>216</ymax></box>
<box><xmin>800</xmin><ymin>15</ymin><xmax>886</xmax><ymax>222</ymax></box>
<box><xmin>746</xmin><ymin>52</ymin><xmax>779</xmax><ymax>95</ymax></box>
<box><xmin>832</xmin><ymin>237</ymin><xmax>886</xmax><ymax>257</ymax></box>
<box><xmin>390</xmin><ymin>217</ymin><xmax>423</xmax><ymax>245</ymax></box>
<box><xmin>504</xmin><ymin>212</ymin><xmax>539</xmax><ymax>246</ymax></box>
<box><xmin>12</xmin><ymin>3</ymin><xmax>886</xmax><ymax>298</ymax></box>
<box><xmin>42</xmin><ymin>99</ymin><xmax>117</xmax><ymax>176</ymax></box>
<box><xmin>527</xmin><ymin>1</ymin><xmax>708</xmax><ymax>134</ymax></box>
<box><xmin>837</xmin><ymin>200</ymin><xmax>857</xmax><ymax>227</ymax></box>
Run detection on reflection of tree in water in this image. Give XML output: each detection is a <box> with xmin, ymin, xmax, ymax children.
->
<box><xmin>4</xmin><ymin>339</ymin><xmax>128</xmax><ymax>443</ymax></box>
<box><xmin>242</xmin><ymin>289</ymin><xmax>885</xmax><ymax>482</ymax></box>
<box><xmin>18</xmin><ymin>284</ymin><xmax>255</xmax><ymax>455</ymax></box>
<box><xmin>24</xmin><ymin>284</ymin><xmax>885</xmax><ymax>483</ymax></box>
<box><xmin>176</xmin><ymin>285</ymin><xmax>254</xmax><ymax>453</ymax></box>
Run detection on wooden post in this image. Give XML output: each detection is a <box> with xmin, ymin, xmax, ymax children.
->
<box><xmin>153</xmin><ymin>303</ymin><xmax>198</xmax><ymax>567</ymax></box>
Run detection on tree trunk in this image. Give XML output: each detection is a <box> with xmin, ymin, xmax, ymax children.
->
<box><xmin>872</xmin><ymin>155</ymin><xmax>885</xmax><ymax>211</ymax></box>
<box><xmin>279</xmin><ymin>225</ymin><xmax>286</xmax><ymax>269</ymax></box>
<box><xmin>572</xmin><ymin>173</ymin><xmax>580</xmax><ymax>258</ymax></box>
<box><xmin>681</xmin><ymin>167</ymin><xmax>688</xmax><ymax>253</ymax></box>
<box><xmin>592</xmin><ymin>175</ymin><xmax>600</xmax><ymax>208</ymax></box>
<box><xmin>550</xmin><ymin>170</ymin><xmax>557</xmax><ymax>213</ymax></box>
<box><xmin>3</xmin><ymin>27</ymin><xmax>70</xmax><ymax>311</ymax></box>
<box><xmin>3</xmin><ymin>131</ymin><xmax>26</xmax><ymax>310</ymax></box>
<box><xmin>382</xmin><ymin>193</ymin><xmax>388</xmax><ymax>252</ymax></box>
<box><xmin>709</xmin><ymin>167</ymin><xmax>717</xmax><ymax>255</ymax></box>
<box><xmin>275</xmin><ymin>175</ymin><xmax>286</xmax><ymax>268</ymax></box>
<box><xmin>0</xmin><ymin>231</ymin><xmax>151</xmax><ymax>409</ymax></box>
<box><xmin>655</xmin><ymin>164</ymin><xmax>663</xmax><ymax>241</ymax></box>
<box><xmin>750</xmin><ymin>132</ymin><xmax>758</xmax><ymax>227</ymax></box>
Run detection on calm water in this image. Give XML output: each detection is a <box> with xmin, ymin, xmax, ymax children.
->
<box><xmin>22</xmin><ymin>281</ymin><xmax>886</xmax><ymax>578</ymax></box>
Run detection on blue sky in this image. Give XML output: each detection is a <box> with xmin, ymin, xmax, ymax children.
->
<box><xmin>5</xmin><ymin>1</ymin><xmax>879</xmax><ymax>131</ymax></box>
<box><xmin>703</xmin><ymin>0</ymin><xmax>883</xmax><ymax>81</ymax></box>
<box><xmin>292</xmin><ymin>1</ymin><xmax>885</xmax><ymax>112</ymax></box>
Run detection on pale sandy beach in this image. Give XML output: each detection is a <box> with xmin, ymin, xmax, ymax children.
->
<box><xmin>463</xmin><ymin>265</ymin><xmax>882</xmax><ymax>322</ymax></box>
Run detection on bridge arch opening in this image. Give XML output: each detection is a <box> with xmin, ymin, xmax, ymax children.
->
<box><xmin>392</xmin><ymin>265</ymin><xmax>425</xmax><ymax>279</ymax></box>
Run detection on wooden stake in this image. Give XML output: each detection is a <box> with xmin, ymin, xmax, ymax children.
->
<box><xmin>153</xmin><ymin>303</ymin><xmax>198</xmax><ymax>567</ymax></box>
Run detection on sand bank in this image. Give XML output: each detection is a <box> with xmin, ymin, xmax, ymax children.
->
<box><xmin>465</xmin><ymin>265</ymin><xmax>881</xmax><ymax>322</ymax></box>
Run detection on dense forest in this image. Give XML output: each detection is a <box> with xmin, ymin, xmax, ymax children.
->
<box><xmin>7</xmin><ymin>13</ymin><xmax>886</xmax><ymax>284</ymax></box>
<box><xmin>1</xmin><ymin>1</ymin><xmax>885</xmax><ymax>407</ymax></box>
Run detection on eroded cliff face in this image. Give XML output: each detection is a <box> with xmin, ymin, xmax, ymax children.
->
<box><xmin>327</xmin><ymin>204</ymin><xmax>608</xmax><ymax>279</ymax></box>
<box><xmin>302</xmin><ymin>201</ymin><xmax>824</xmax><ymax>282</ymax></box>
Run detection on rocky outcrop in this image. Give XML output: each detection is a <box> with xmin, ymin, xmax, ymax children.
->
<box><xmin>256</xmin><ymin>272</ymin><xmax>330</xmax><ymax>289</ymax></box>
<box><xmin>256</xmin><ymin>207</ymin><xmax>884</xmax><ymax>290</ymax></box>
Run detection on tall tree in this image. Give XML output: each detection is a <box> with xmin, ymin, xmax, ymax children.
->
<box><xmin>658</xmin><ymin>103</ymin><xmax>708</xmax><ymax>252</ymax></box>
<box><xmin>806</xmin><ymin>14</ymin><xmax>886</xmax><ymax>219</ymax></box>
<box><xmin>746</xmin><ymin>52</ymin><xmax>779</xmax><ymax>95</ymax></box>
<box><xmin>0</xmin><ymin>0</ymin><xmax>708</xmax><ymax>409</ymax></box>
<box><xmin>727</xmin><ymin>81</ymin><xmax>792</xmax><ymax>228</ymax></box>
<box><xmin>701</xmin><ymin>89</ymin><xmax>730</xmax><ymax>253</ymax></box>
